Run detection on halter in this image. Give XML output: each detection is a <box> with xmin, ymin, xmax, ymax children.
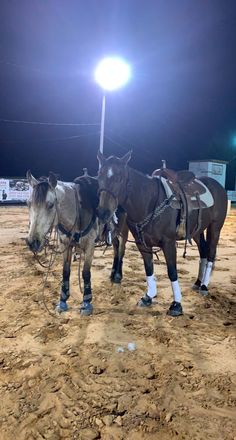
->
<box><xmin>33</xmin><ymin>183</ymin><xmax>96</xmax><ymax>256</ymax></box>
<box><xmin>98</xmin><ymin>187</ymin><xmax>118</xmax><ymax>205</ymax></box>
<box><xmin>98</xmin><ymin>166</ymin><xmax>130</xmax><ymax>209</ymax></box>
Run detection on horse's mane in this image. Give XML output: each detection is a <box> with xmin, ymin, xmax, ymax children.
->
<box><xmin>74</xmin><ymin>175</ymin><xmax>99</xmax><ymax>211</ymax></box>
<box><xmin>32</xmin><ymin>180</ymin><xmax>49</xmax><ymax>205</ymax></box>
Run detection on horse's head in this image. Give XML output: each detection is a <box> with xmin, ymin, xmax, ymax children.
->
<box><xmin>97</xmin><ymin>150</ymin><xmax>132</xmax><ymax>223</ymax></box>
<box><xmin>26</xmin><ymin>171</ymin><xmax>58</xmax><ymax>253</ymax></box>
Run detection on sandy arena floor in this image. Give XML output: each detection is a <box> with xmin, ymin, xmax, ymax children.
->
<box><xmin>0</xmin><ymin>206</ymin><xmax>235</xmax><ymax>440</ymax></box>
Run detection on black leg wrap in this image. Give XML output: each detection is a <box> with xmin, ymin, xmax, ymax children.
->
<box><xmin>112</xmin><ymin>266</ymin><xmax>123</xmax><ymax>284</ymax></box>
<box><xmin>83</xmin><ymin>284</ymin><xmax>92</xmax><ymax>303</ymax></box>
<box><xmin>80</xmin><ymin>270</ymin><xmax>93</xmax><ymax>315</ymax></box>
<box><xmin>60</xmin><ymin>281</ymin><xmax>70</xmax><ymax>302</ymax></box>
<box><xmin>80</xmin><ymin>285</ymin><xmax>93</xmax><ymax>316</ymax></box>
<box><xmin>111</xmin><ymin>258</ymin><xmax>123</xmax><ymax>284</ymax></box>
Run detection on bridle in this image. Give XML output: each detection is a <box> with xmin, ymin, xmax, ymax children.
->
<box><xmin>97</xmin><ymin>166</ymin><xmax>130</xmax><ymax>210</ymax></box>
<box><xmin>30</xmin><ymin>183</ymin><xmax>87</xmax><ymax>257</ymax></box>
<box><xmin>97</xmin><ymin>187</ymin><xmax>118</xmax><ymax>206</ymax></box>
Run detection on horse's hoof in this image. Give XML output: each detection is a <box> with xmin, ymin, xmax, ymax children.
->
<box><xmin>167</xmin><ymin>301</ymin><xmax>183</xmax><ymax>317</ymax></box>
<box><xmin>137</xmin><ymin>295</ymin><xmax>153</xmax><ymax>307</ymax></box>
<box><xmin>55</xmin><ymin>301</ymin><xmax>68</xmax><ymax>313</ymax></box>
<box><xmin>199</xmin><ymin>285</ymin><xmax>208</xmax><ymax>296</ymax></box>
<box><xmin>80</xmin><ymin>301</ymin><xmax>93</xmax><ymax>316</ymax></box>
<box><xmin>112</xmin><ymin>273</ymin><xmax>122</xmax><ymax>284</ymax></box>
<box><xmin>192</xmin><ymin>278</ymin><xmax>201</xmax><ymax>291</ymax></box>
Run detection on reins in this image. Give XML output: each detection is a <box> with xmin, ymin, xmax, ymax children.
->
<box><xmin>31</xmin><ymin>184</ymin><xmax>97</xmax><ymax>316</ymax></box>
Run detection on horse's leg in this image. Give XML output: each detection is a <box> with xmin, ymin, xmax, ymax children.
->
<box><xmin>136</xmin><ymin>246</ymin><xmax>157</xmax><ymax>307</ymax></box>
<box><xmin>192</xmin><ymin>232</ymin><xmax>207</xmax><ymax>290</ymax></box>
<box><xmin>56</xmin><ymin>245</ymin><xmax>73</xmax><ymax>312</ymax></box>
<box><xmin>199</xmin><ymin>224</ymin><xmax>221</xmax><ymax>296</ymax></box>
<box><xmin>162</xmin><ymin>239</ymin><xmax>183</xmax><ymax>316</ymax></box>
<box><xmin>111</xmin><ymin>236</ymin><xmax>119</xmax><ymax>282</ymax></box>
<box><xmin>111</xmin><ymin>225</ymin><xmax>128</xmax><ymax>283</ymax></box>
<box><xmin>80</xmin><ymin>242</ymin><xmax>95</xmax><ymax>316</ymax></box>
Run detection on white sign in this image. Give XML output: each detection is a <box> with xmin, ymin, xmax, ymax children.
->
<box><xmin>0</xmin><ymin>178</ymin><xmax>31</xmax><ymax>203</ymax></box>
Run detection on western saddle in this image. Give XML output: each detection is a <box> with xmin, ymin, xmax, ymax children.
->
<box><xmin>152</xmin><ymin>167</ymin><xmax>204</xmax><ymax>240</ymax></box>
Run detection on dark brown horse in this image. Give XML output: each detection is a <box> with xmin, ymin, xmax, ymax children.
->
<box><xmin>97</xmin><ymin>151</ymin><xmax>227</xmax><ymax>317</ymax></box>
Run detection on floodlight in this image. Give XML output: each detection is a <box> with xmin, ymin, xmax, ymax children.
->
<box><xmin>95</xmin><ymin>57</ymin><xmax>131</xmax><ymax>91</ymax></box>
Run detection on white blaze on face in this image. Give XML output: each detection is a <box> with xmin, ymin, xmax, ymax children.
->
<box><xmin>107</xmin><ymin>167</ymin><xmax>114</xmax><ymax>178</ymax></box>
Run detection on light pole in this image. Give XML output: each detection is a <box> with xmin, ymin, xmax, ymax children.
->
<box><xmin>94</xmin><ymin>57</ymin><xmax>131</xmax><ymax>154</ymax></box>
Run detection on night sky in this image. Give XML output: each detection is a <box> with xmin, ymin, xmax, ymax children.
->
<box><xmin>0</xmin><ymin>0</ymin><xmax>236</xmax><ymax>187</ymax></box>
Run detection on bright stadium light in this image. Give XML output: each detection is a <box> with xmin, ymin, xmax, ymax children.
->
<box><xmin>94</xmin><ymin>57</ymin><xmax>131</xmax><ymax>154</ymax></box>
<box><xmin>95</xmin><ymin>57</ymin><xmax>131</xmax><ymax>91</ymax></box>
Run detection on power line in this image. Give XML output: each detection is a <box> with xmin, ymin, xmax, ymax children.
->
<box><xmin>104</xmin><ymin>131</ymin><xmax>156</xmax><ymax>168</ymax></box>
<box><xmin>0</xmin><ymin>118</ymin><xmax>100</xmax><ymax>127</ymax></box>
<box><xmin>107</xmin><ymin>127</ymin><xmax>153</xmax><ymax>155</ymax></box>
<box><xmin>104</xmin><ymin>134</ymin><xmax>131</xmax><ymax>152</ymax></box>
<box><xmin>0</xmin><ymin>131</ymin><xmax>100</xmax><ymax>144</ymax></box>
<box><xmin>0</xmin><ymin>59</ymin><xmax>42</xmax><ymax>72</ymax></box>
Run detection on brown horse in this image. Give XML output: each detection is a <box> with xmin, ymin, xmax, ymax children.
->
<box><xmin>26</xmin><ymin>171</ymin><xmax>128</xmax><ymax>315</ymax></box>
<box><xmin>97</xmin><ymin>151</ymin><xmax>227</xmax><ymax>317</ymax></box>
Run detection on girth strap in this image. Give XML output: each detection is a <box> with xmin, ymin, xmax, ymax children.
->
<box><xmin>57</xmin><ymin>212</ymin><xmax>96</xmax><ymax>242</ymax></box>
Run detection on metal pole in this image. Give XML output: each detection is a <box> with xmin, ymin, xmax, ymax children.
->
<box><xmin>99</xmin><ymin>94</ymin><xmax>106</xmax><ymax>154</ymax></box>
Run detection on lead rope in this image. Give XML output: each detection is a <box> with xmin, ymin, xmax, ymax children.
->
<box><xmin>35</xmin><ymin>187</ymin><xmax>80</xmax><ymax>316</ymax></box>
<box><xmin>41</xmin><ymin>228</ymin><xmax>60</xmax><ymax>318</ymax></box>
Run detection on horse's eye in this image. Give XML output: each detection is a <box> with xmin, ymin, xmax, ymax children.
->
<box><xmin>47</xmin><ymin>201</ymin><xmax>54</xmax><ymax>210</ymax></box>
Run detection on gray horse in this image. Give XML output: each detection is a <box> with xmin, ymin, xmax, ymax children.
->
<box><xmin>26</xmin><ymin>171</ymin><xmax>128</xmax><ymax>315</ymax></box>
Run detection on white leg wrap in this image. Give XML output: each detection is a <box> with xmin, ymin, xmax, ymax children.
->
<box><xmin>146</xmin><ymin>275</ymin><xmax>157</xmax><ymax>298</ymax></box>
<box><xmin>171</xmin><ymin>280</ymin><xmax>182</xmax><ymax>303</ymax></box>
<box><xmin>198</xmin><ymin>258</ymin><xmax>207</xmax><ymax>282</ymax></box>
<box><xmin>201</xmin><ymin>261</ymin><xmax>213</xmax><ymax>287</ymax></box>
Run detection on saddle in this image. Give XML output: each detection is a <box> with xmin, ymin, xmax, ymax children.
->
<box><xmin>152</xmin><ymin>168</ymin><xmax>214</xmax><ymax>240</ymax></box>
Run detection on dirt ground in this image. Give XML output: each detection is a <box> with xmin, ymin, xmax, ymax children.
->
<box><xmin>0</xmin><ymin>206</ymin><xmax>235</xmax><ymax>440</ymax></box>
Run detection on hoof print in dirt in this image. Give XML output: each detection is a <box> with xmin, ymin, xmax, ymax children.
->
<box><xmin>80</xmin><ymin>301</ymin><xmax>93</xmax><ymax>316</ymax></box>
<box><xmin>89</xmin><ymin>365</ymin><xmax>105</xmax><ymax>375</ymax></box>
<box><xmin>167</xmin><ymin>301</ymin><xmax>183</xmax><ymax>317</ymax></box>
<box><xmin>55</xmin><ymin>301</ymin><xmax>68</xmax><ymax>313</ymax></box>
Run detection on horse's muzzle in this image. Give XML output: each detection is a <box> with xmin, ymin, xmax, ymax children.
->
<box><xmin>26</xmin><ymin>237</ymin><xmax>42</xmax><ymax>253</ymax></box>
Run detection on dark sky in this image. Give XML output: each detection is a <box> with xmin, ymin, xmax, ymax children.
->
<box><xmin>0</xmin><ymin>0</ymin><xmax>236</xmax><ymax>187</ymax></box>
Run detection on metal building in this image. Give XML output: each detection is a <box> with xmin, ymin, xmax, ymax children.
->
<box><xmin>188</xmin><ymin>159</ymin><xmax>227</xmax><ymax>188</ymax></box>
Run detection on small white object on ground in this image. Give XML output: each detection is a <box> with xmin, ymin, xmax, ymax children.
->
<box><xmin>127</xmin><ymin>342</ymin><xmax>136</xmax><ymax>351</ymax></box>
<box><xmin>116</xmin><ymin>346</ymin><xmax>125</xmax><ymax>353</ymax></box>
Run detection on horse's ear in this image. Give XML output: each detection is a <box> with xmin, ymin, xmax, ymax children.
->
<box><xmin>121</xmin><ymin>150</ymin><xmax>132</xmax><ymax>166</ymax></box>
<box><xmin>26</xmin><ymin>170</ymin><xmax>38</xmax><ymax>187</ymax></box>
<box><xmin>97</xmin><ymin>150</ymin><xmax>106</xmax><ymax>168</ymax></box>
<box><xmin>48</xmin><ymin>172</ymin><xmax>57</xmax><ymax>189</ymax></box>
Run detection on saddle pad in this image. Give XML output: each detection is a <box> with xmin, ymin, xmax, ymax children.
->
<box><xmin>158</xmin><ymin>177</ymin><xmax>214</xmax><ymax>209</ymax></box>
